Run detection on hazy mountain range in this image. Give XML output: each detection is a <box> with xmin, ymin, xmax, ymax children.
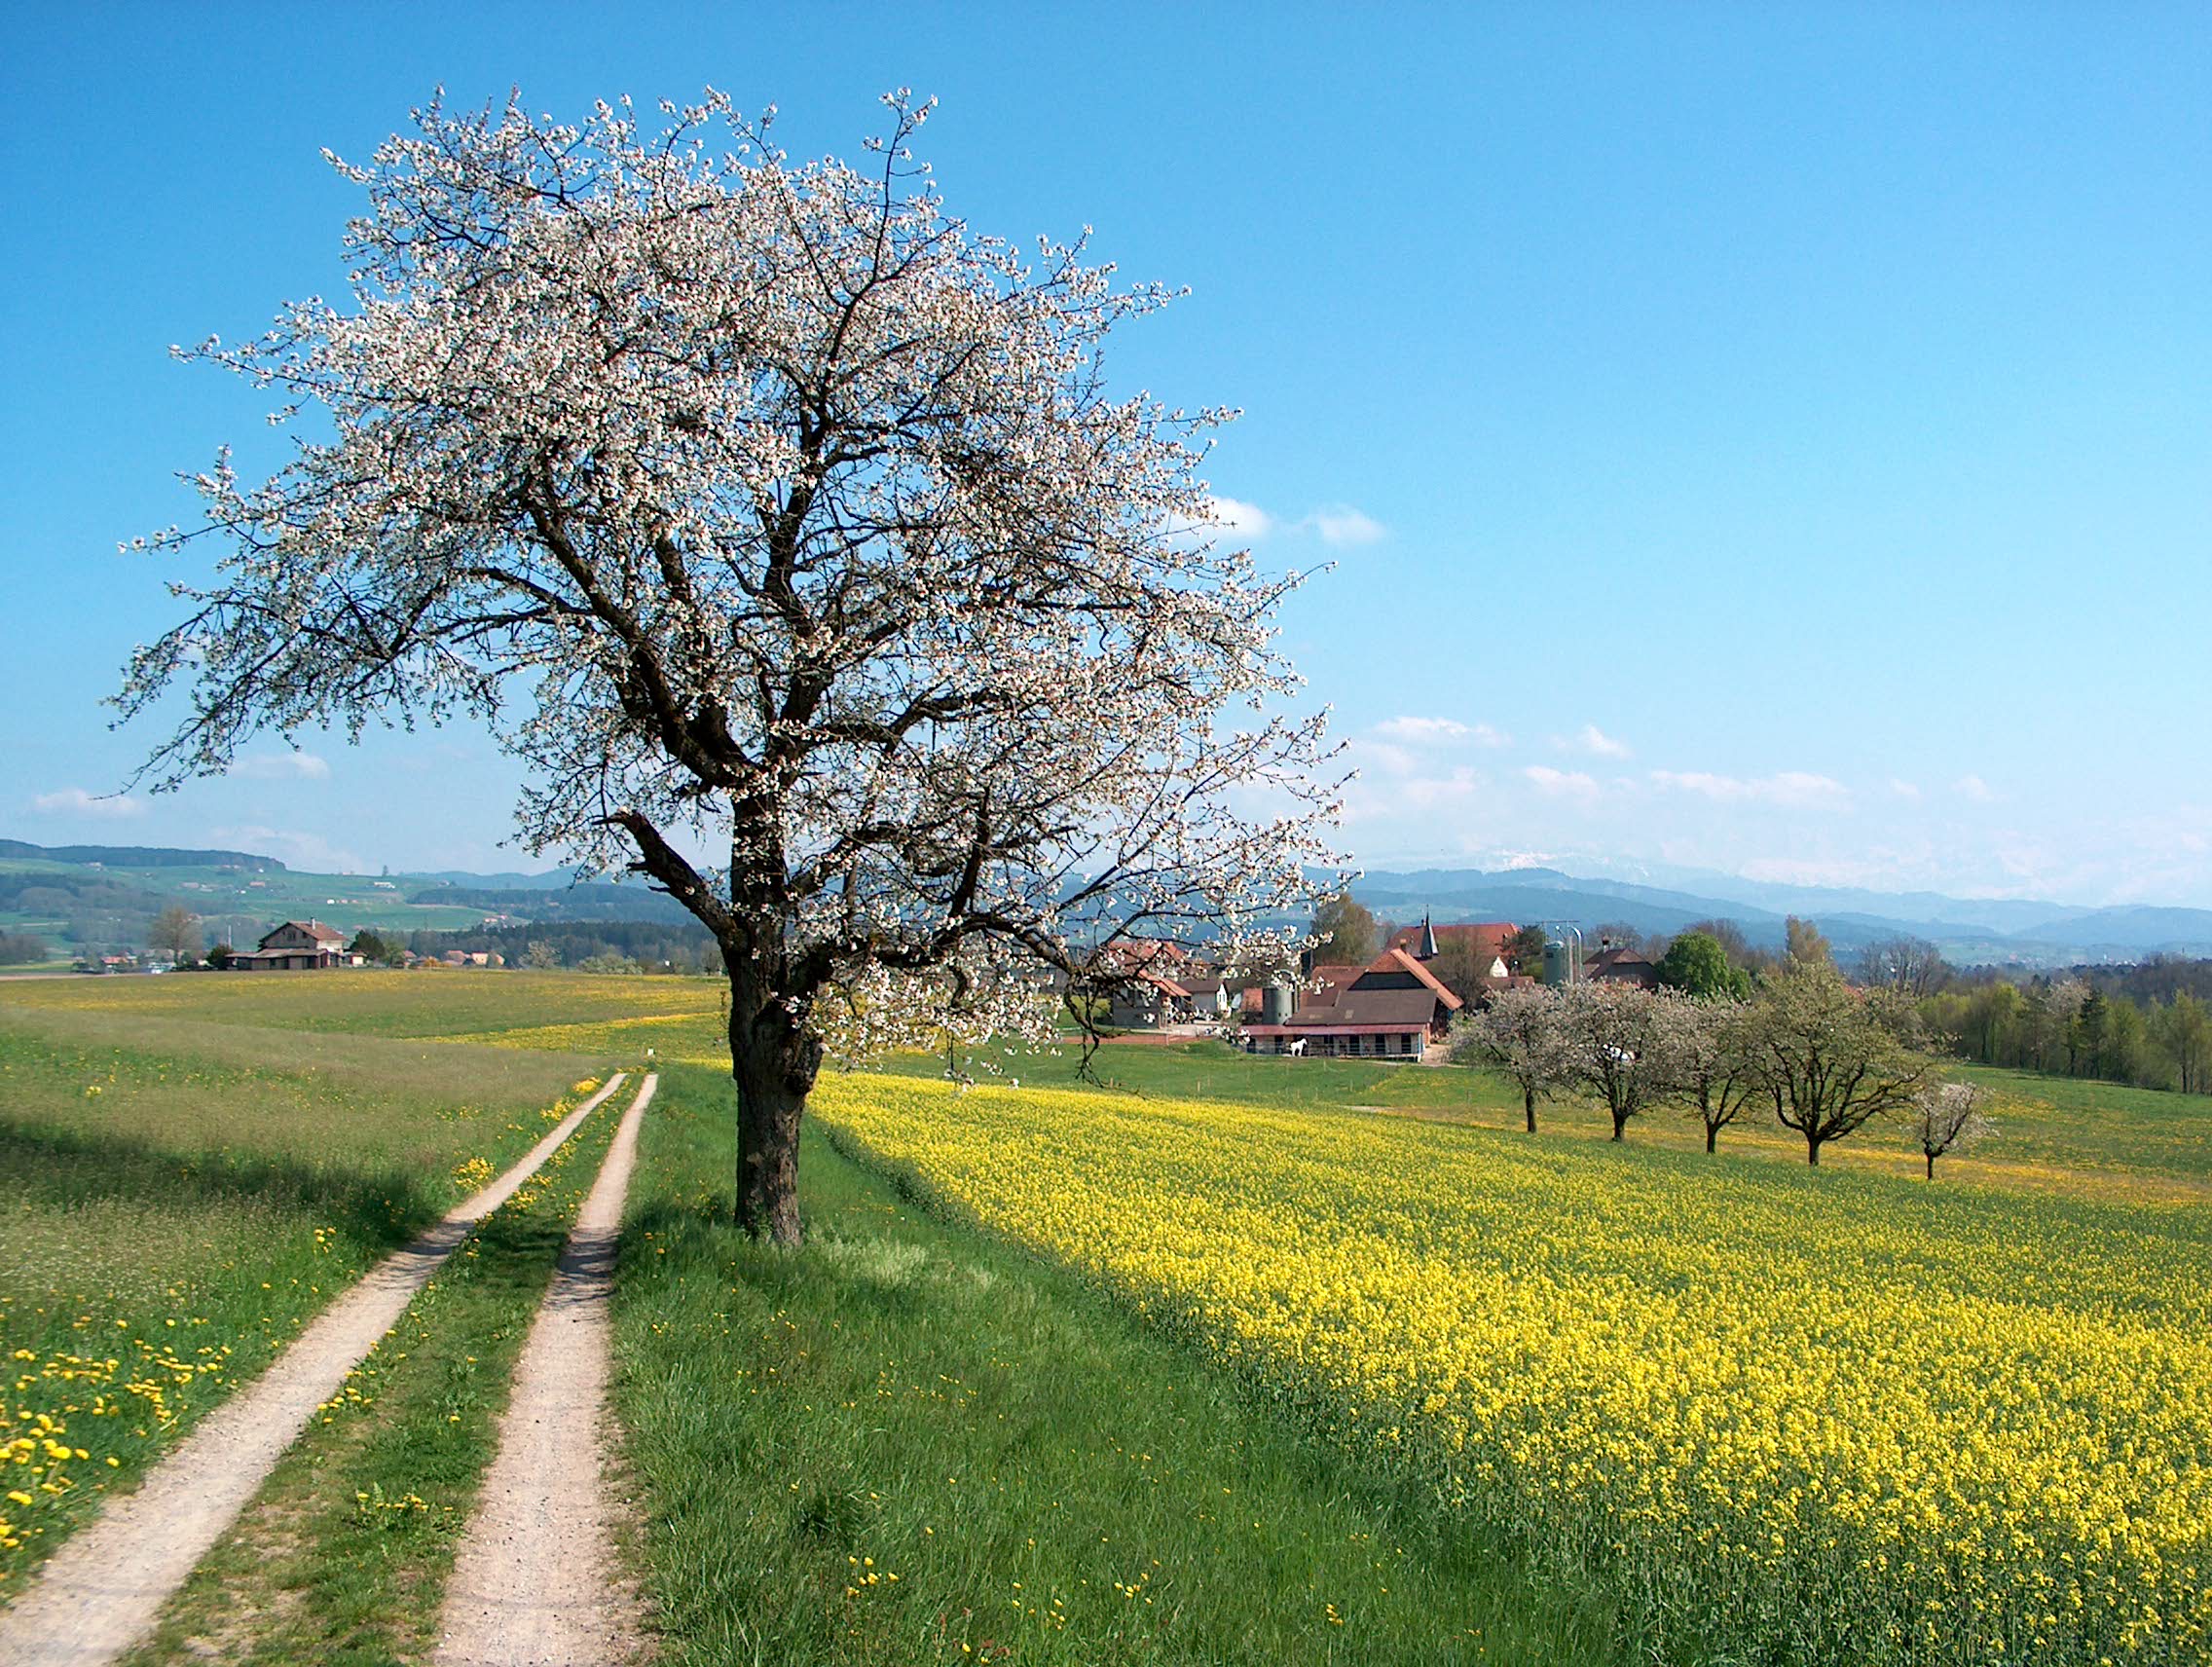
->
<box><xmin>5</xmin><ymin>839</ymin><xmax>2208</xmax><ymax>968</ymax></box>
<box><xmin>1351</xmin><ymin>867</ymin><xmax>2212</xmax><ymax>967</ymax></box>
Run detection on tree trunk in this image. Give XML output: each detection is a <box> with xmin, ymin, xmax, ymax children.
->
<box><xmin>1524</xmin><ymin>1086</ymin><xmax>1537</xmax><ymax>1134</ymax></box>
<box><xmin>1925</xmin><ymin>1151</ymin><xmax>1936</xmax><ymax>1180</ymax></box>
<box><xmin>1705</xmin><ymin>1123</ymin><xmax>1717</xmax><ymax>1155</ymax></box>
<box><xmin>728</xmin><ymin>975</ymin><xmax>822</xmax><ymax>1246</ymax></box>
<box><xmin>1610</xmin><ymin>1109</ymin><xmax>1629</xmax><ymax>1142</ymax></box>
<box><xmin>1805</xmin><ymin>1133</ymin><xmax>1822</xmax><ymax>1167</ymax></box>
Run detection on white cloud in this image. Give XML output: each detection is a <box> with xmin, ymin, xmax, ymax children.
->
<box><xmin>1304</xmin><ymin>504</ymin><xmax>1386</xmax><ymax>546</ymax></box>
<box><xmin>1359</xmin><ymin>741</ymin><xmax>1419</xmax><ymax>778</ymax></box>
<box><xmin>1523</xmin><ymin>764</ymin><xmax>1601</xmax><ymax>802</ymax></box>
<box><xmin>1555</xmin><ymin>724</ymin><xmax>1632</xmax><ymax>759</ymax></box>
<box><xmin>209</xmin><ymin>825</ymin><xmax>366</xmax><ymax>874</ymax></box>
<box><xmin>1650</xmin><ymin>769</ymin><xmax>1850</xmax><ymax>808</ymax></box>
<box><xmin>32</xmin><ymin>787</ymin><xmax>145</xmax><ymax>820</ymax></box>
<box><xmin>1370</xmin><ymin>716</ymin><xmax>1509</xmax><ymax>750</ymax></box>
<box><xmin>228</xmin><ymin>751</ymin><xmax>332</xmax><ymax>782</ymax></box>
<box><xmin>1953</xmin><ymin>774</ymin><xmax>1996</xmax><ymax>802</ymax></box>
<box><xmin>1374</xmin><ymin>716</ymin><xmax>1468</xmax><ymax>744</ymax></box>
<box><xmin>1888</xmin><ymin>778</ymin><xmax>1922</xmax><ymax>799</ymax></box>
<box><xmin>1204</xmin><ymin>495</ymin><xmax>1274</xmax><ymax>539</ymax></box>
<box><xmin>1341</xmin><ymin>756</ymin><xmax>1489</xmax><ymax>822</ymax></box>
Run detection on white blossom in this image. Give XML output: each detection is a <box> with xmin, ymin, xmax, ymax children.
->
<box><xmin>118</xmin><ymin>90</ymin><xmax>1344</xmax><ymax>1241</ymax></box>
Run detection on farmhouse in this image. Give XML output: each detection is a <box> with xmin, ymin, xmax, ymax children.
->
<box><xmin>1241</xmin><ymin>918</ymin><xmax>1478</xmax><ymax>1059</ymax></box>
<box><xmin>231</xmin><ymin>919</ymin><xmax>357</xmax><ymax>971</ymax></box>
<box><xmin>1583</xmin><ymin>942</ymin><xmax>1661</xmax><ymax>988</ymax></box>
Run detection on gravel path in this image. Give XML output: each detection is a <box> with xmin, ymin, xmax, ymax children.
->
<box><xmin>431</xmin><ymin>1072</ymin><xmax>657</xmax><ymax>1667</ymax></box>
<box><xmin>0</xmin><ymin>1072</ymin><xmax>631</xmax><ymax>1667</ymax></box>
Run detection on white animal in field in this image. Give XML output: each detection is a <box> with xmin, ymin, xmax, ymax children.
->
<box><xmin>1285</xmin><ymin>1037</ymin><xmax>1308</xmax><ymax>1057</ymax></box>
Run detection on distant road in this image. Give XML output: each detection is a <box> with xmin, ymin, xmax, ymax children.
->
<box><xmin>0</xmin><ymin>969</ymin><xmax>83</xmax><ymax>982</ymax></box>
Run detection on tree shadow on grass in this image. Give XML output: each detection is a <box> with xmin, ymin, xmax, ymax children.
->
<box><xmin>0</xmin><ymin>1118</ymin><xmax>442</xmax><ymax>1259</ymax></box>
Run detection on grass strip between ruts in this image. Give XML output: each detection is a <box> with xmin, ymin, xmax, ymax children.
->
<box><xmin>609</xmin><ymin>1064</ymin><xmax>1617</xmax><ymax>1667</ymax></box>
<box><xmin>121</xmin><ymin>1071</ymin><xmax>633</xmax><ymax>1667</ymax></box>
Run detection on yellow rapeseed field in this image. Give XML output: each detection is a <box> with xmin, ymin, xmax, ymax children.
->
<box><xmin>818</xmin><ymin>1072</ymin><xmax>2212</xmax><ymax>1665</ymax></box>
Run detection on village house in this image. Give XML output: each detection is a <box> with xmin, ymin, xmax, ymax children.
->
<box><xmin>231</xmin><ymin>919</ymin><xmax>360</xmax><ymax>971</ymax></box>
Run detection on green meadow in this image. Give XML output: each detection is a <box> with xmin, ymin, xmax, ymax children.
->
<box><xmin>5</xmin><ymin>971</ymin><xmax>2208</xmax><ymax>1663</ymax></box>
<box><xmin>0</xmin><ymin>998</ymin><xmax>613</xmax><ymax>1585</ymax></box>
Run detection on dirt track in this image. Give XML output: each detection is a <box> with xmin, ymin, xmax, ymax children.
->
<box><xmin>0</xmin><ymin>1073</ymin><xmax>630</xmax><ymax>1667</ymax></box>
<box><xmin>431</xmin><ymin>1072</ymin><xmax>657</xmax><ymax>1667</ymax></box>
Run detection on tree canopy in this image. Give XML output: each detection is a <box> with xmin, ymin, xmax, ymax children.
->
<box><xmin>1655</xmin><ymin>930</ymin><xmax>1749</xmax><ymax>1000</ymax></box>
<box><xmin>1309</xmin><ymin>892</ymin><xmax>1379</xmax><ymax>967</ymax></box>
<box><xmin>120</xmin><ymin>91</ymin><xmax>1339</xmax><ymax>1241</ymax></box>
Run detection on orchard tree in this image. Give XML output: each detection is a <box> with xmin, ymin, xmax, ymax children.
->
<box><xmin>116</xmin><ymin>91</ymin><xmax>1340</xmax><ymax>1244</ymax></box>
<box><xmin>1673</xmin><ymin>997</ymin><xmax>1761</xmax><ymax>1154</ymax></box>
<box><xmin>1552</xmin><ymin>982</ymin><xmax>1695</xmax><ymax>1141</ymax></box>
<box><xmin>1906</xmin><ymin>1079</ymin><xmax>1996</xmax><ymax>1179</ymax></box>
<box><xmin>1745</xmin><ymin>959</ymin><xmax>1936</xmax><ymax>1167</ymax></box>
<box><xmin>1452</xmin><ymin>984</ymin><xmax>1566</xmax><ymax>1133</ymax></box>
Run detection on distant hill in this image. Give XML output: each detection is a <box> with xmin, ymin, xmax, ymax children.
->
<box><xmin>7</xmin><ymin>836</ymin><xmax>2207</xmax><ymax>968</ymax></box>
<box><xmin>416</xmin><ymin>882</ymin><xmax>695</xmax><ymax>925</ymax></box>
<box><xmin>0</xmin><ymin>839</ymin><xmax>285</xmax><ymax>871</ymax></box>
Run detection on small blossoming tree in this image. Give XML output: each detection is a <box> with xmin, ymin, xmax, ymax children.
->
<box><xmin>1906</xmin><ymin>1080</ymin><xmax>1996</xmax><ymax>1180</ymax></box>
<box><xmin>117</xmin><ymin>91</ymin><xmax>1340</xmax><ymax>1243</ymax></box>
<box><xmin>1451</xmin><ymin>984</ymin><xmax>1568</xmax><ymax>1133</ymax></box>
<box><xmin>1552</xmin><ymin>982</ymin><xmax>1698</xmax><ymax>1142</ymax></box>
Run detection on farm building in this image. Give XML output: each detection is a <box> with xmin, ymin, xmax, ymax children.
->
<box><xmin>1583</xmin><ymin>942</ymin><xmax>1662</xmax><ymax>988</ymax></box>
<box><xmin>1242</xmin><ymin>926</ymin><xmax>1468</xmax><ymax>1059</ymax></box>
<box><xmin>1384</xmin><ymin>919</ymin><xmax>1519</xmax><ymax>988</ymax></box>
<box><xmin>231</xmin><ymin>919</ymin><xmax>359</xmax><ymax>971</ymax></box>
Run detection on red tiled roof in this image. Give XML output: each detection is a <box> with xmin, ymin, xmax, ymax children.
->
<box><xmin>1142</xmin><ymin>973</ymin><xmax>1193</xmax><ymax>1000</ymax></box>
<box><xmin>1297</xmin><ymin>963</ymin><xmax>1370</xmax><ymax>1009</ymax></box>
<box><xmin>1379</xmin><ymin>947</ymin><xmax>1465</xmax><ymax>1011</ymax></box>
<box><xmin>1387</xmin><ymin>921</ymin><xmax>1517</xmax><ymax>959</ymax></box>
<box><xmin>1283</xmin><ymin>986</ymin><xmax>1442</xmax><ymax>1029</ymax></box>
<box><xmin>1243</xmin><ymin>1021</ymin><xmax>1430</xmax><ymax>1037</ymax></box>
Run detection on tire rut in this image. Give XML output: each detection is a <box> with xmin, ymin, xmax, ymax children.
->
<box><xmin>0</xmin><ymin>1073</ymin><xmax>631</xmax><ymax>1667</ymax></box>
<box><xmin>430</xmin><ymin>1072</ymin><xmax>657</xmax><ymax>1667</ymax></box>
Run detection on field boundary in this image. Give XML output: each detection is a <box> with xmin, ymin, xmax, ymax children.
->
<box><xmin>0</xmin><ymin>1073</ymin><xmax>630</xmax><ymax>1667</ymax></box>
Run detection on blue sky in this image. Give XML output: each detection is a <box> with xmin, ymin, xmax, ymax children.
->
<box><xmin>3</xmin><ymin>4</ymin><xmax>2206</xmax><ymax>903</ymax></box>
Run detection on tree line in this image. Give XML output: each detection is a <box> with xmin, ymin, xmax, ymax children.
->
<box><xmin>1919</xmin><ymin>972</ymin><xmax>2211</xmax><ymax>1096</ymax></box>
<box><xmin>1453</xmin><ymin>951</ymin><xmax>1991</xmax><ymax>1176</ymax></box>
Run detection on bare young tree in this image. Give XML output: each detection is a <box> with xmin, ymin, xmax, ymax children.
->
<box><xmin>1744</xmin><ymin>959</ymin><xmax>1936</xmax><ymax>1167</ymax></box>
<box><xmin>116</xmin><ymin>92</ymin><xmax>1339</xmax><ymax>1244</ymax></box>
<box><xmin>1452</xmin><ymin>985</ymin><xmax>1567</xmax><ymax>1133</ymax></box>
<box><xmin>1856</xmin><ymin>934</ymin><xmax>1950</xmax><ymax>997</ymax></box>
<box><xmin>1672</xmin><ymin>997</ymin><xmax>1761</xmax><ymax>1154</ymax></box>
<box><xmin>1905</xmin><ymin>1080</ymin><xmax>1997</xmax><ymax>1179</ymax></box>
<box><xmin>1551</xmin><ymin>982</ymin><xmax>1695</xmax><ymax>1141</ymax></box>
<box><xmin>146</xmin><ymin>904</ymin><xmax>202</xmax><ymax>965</ymax></box>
